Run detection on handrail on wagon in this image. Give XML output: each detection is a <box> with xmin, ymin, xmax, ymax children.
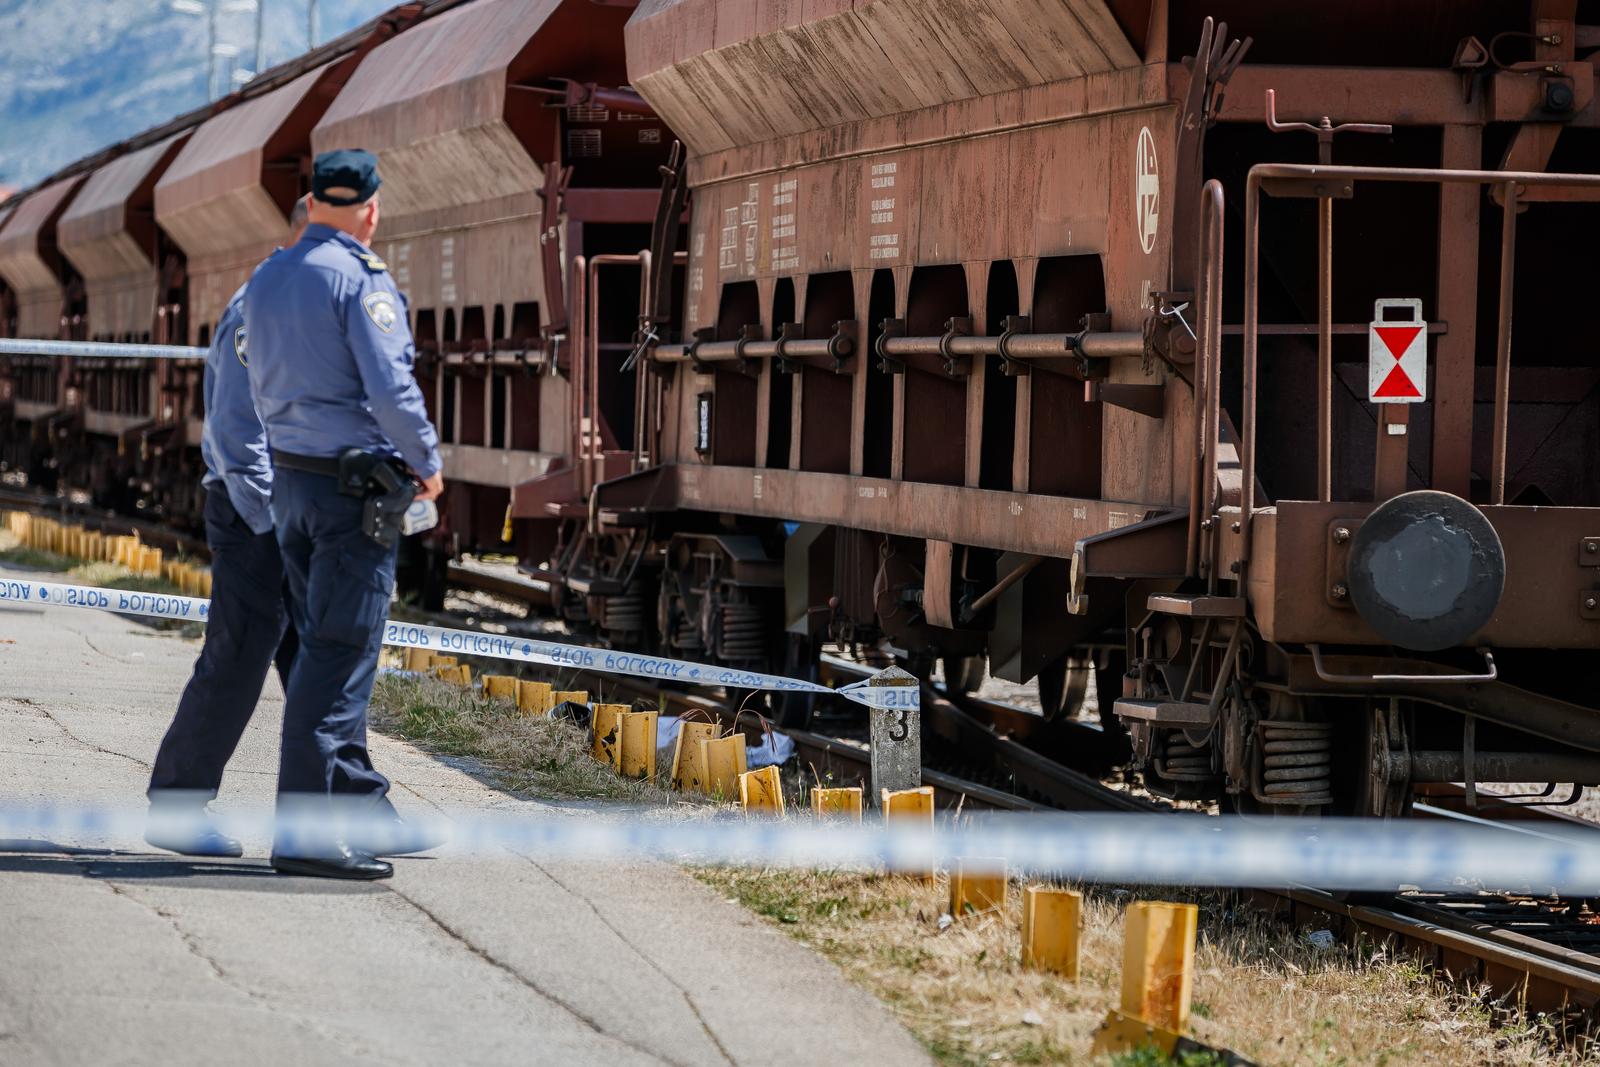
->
<box><xmin>1236</xmin><ymin>162</ymin><xmax>1600</xmax><ymax>575</ymax></box>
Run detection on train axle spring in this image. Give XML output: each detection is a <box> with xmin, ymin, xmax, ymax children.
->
<box><xmin>717</xmin><ymin>602</ymin><xmax>766</xmax><ymax>663</ymax></box>
<box><xmin>1156</xmin><ymin>740</ymin><xmax>1215</xmax><ymax>782</ymax></box>
<box><xmin>1258</xmin><ymin>721</ymin><xmax>1333</xmax><ymax>806</ymax></box>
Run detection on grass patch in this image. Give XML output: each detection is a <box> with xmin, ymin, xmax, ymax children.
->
<box><xmin>698</xmin><ymin>869</ymin><xmax>1585</xmax><ymax>1067</ymax></box>
<box><xmin>367</xmin><ymin>672</ymin><xmax>705</xmax><ymax>805</ymax></box>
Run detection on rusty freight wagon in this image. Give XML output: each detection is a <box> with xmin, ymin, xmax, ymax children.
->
<box><xmin>578</xmin><ymin>0</ymin><xmax>1600</xmax><ymax>815</ymax></box>
<box><xmin>0</xmin><ymin>0</ymin><xmax>676</xmax><ymax>586</ymax></box>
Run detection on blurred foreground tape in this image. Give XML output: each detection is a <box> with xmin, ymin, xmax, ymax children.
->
<box><xmin>1021</xmin><ymin>886</ymin><xmax>1081</xmax><ymax>977</ymax></box>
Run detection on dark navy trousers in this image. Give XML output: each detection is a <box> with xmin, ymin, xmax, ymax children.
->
<box><xmin>149</xmin><ymin>488</ymin><xmax>298</xmax><ymax>797</ymax></box>
<box><xmin>271</xmin><ymin>467</ymin><xmax>394</xmax><ymax>818</ymax></box>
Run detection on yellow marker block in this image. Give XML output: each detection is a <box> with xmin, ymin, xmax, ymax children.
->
<box><xmin>200</xmin><ymin>570</ymin><xmax>213</xmax><ymax>598</ymax></box>
<box><xmin>435</xmin><ymin>655</ymin><xmax>458</xmax><ymax>668</ymax></box>
<box><xmin>591</xmin><ymin>703</ymin><xmax>627</xmax><ymax>767</ymax></box>
<box><xmin>738</xmin><ymin>764</ymin><xmax>785</xmax><ymax>814</ymax></box>
<box><xmin>810</xmin><ymin>786</ymin><xmax>863</xmax><ymax>820</ymax></box>
<box><xmin>402</xmin><ymin>647</ymin><xmax>431</xmax><ymax>672</ymax></box>
<box><xmin>618</xmin><ymin>709</ymin><xmax>658</xmax><ymax>780</ymax></box>
<box><xmin>949</xmin><ymin>859</ymin><xmax>1007</xmax><ymax>917</ymax></box>
<box><xmin>881</xmin><ymin>785</ymin><xmax>935</xmax><ymax>821</ymax></box>
<box><xmin>433</xmin><ymin>665</ymin><xmax>471</xmax><ymax>687</ymax></box>
<box><xmin>671</xmin><ymin>721</ymin><xmax>718</xmax><ymax>792</ymax></box>
<box><xmin>1022</xmin><ymin>886</ymin><xmax>1082</xmax><ymax>978</ymax></box>
<box><xmin>139</xmin><ymin>546</ymin><xmax>162</xmax><ymax>578</ymax></box>
<box><xmin>482</xmin><ymin>675</ymin><xmax>519</xmax><ymax>701</ymax></box>
<box><xmin>1119</xmin><ymin>901</ymin><xmax>1198</xmax><ymax>1033</ymax></box>
<box><xmin>701</xmin><ymin>733</ymin><xmax>748</xmax><ymax>800</ymax></box>
<box><xmin>881</xmin><ymin>786</ymin><xmax>936</xmax><ymax>881</ymax></box>
<box><xmin>551</xmin><ymin>690</ymin><xmax>589</xmax><ymax>709</ymax></box>
<box><xmin>516</xmin><ymin>679</ymin><xmax>553</xmax><ymax>715</ymax></box>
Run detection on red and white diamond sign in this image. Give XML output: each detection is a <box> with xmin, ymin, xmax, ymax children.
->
<box><xmin>1368</xmin><ymin>298</ymin><xmax>1427</xmax><ymax>404</ymax></box>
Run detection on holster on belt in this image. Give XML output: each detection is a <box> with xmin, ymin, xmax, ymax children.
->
<box><xmin>337</xmin><ymin>449</ymin><xmax>418</xmax><ymax>548</ymax></box>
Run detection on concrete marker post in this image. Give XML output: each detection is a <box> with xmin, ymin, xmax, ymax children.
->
<box><xmin>867</xmin><ymin>664</ymin><xmax>920</xmax><ymax>805</ymax></box>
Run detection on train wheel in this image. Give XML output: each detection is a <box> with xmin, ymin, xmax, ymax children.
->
<box><xmin>1341</xmin><ymin>699</ymin><xmax>1413</xmax><ymax>819</ymax></box>
<box><xmin>942</xmin><ymin>654</ymin><xmax>985</xmax><ymax>696</ymax></box>
<box><xmin>774</xmin><ymin>633</ymin><xmax>819</xmax><ymax>729</ymax></box>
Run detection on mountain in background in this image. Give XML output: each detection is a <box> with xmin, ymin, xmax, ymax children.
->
<box><xmin>0</xmin><ymin>0</ymin><xmax>395</xmax><ymax>191</ymax></box>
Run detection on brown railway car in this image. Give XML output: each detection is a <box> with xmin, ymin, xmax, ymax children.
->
<box><xmin>570</xmin><ymin>0</ymin><xmax>1600</xmax><ymax>813</ymax></box>
<box><xmin>310</xmin><ymin>0</ymin><xmax>676</xmax><ymax>604</ymax></box>
<box><xmin>0</xmin><ymin>0</ymin><xmax>676</xmax><ymax>570</ymax></box>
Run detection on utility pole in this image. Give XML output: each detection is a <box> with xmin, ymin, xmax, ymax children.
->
<box><xmin>254</xmin><ymin>0</ymin><xmax>265</xmax><ymax>76</ymax></box>
<box><xmin>207</xmin><ymin>0</ymin><xmax>218</xmax><ymax>98</ymax></box>
<box><xmin>308</xmin><ymin>0</ymin><xmax>320</xmax><ymax>49</ymax></box>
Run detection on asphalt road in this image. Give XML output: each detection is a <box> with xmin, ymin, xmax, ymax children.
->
<box><xmin>0</xmin><ymin>567</ymin><xmax>931</xmax><ymax>1067</ymax></box>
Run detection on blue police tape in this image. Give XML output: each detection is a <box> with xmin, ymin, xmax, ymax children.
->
<box><xmin>0</xmin><ymin>337</ymin><xmax>208</xmax><ymax>360</ymax></box>
<box><xmin>0</xmin><ymin>576</ymin><xmax>917</xmax><ymax>711</ymax></box>
<box><xmin>7</xmin><ymin>803</ymin><xmax>1600</xmax><ymax>892</ymax></box>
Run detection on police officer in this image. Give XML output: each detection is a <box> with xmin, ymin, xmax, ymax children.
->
<box><xmin>145</xmin><ymin>198</ymin><xmax>310</xmax><ymax>857</ymax></box>
<box><xmin>246</xmin><ymin>149</ymin><xmax>442</xmax><ymax>880</ymax></box>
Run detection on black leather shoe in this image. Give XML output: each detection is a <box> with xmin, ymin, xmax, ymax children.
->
<box><xmin>271</xmin><ymin>842</ymin><xmax>392</xmax><ymax>880</ymax></box>
<box><xmin>145</xmin><ymin>807</ymin><xmax>244</xmax><ymax>858</ymax></box>
<box><xmin>365</xmin><ymin>813</ymin><xmax>448</xmax><ymax>857</ymax></box>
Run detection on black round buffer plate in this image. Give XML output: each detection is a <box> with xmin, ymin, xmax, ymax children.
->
<box><xmin>1346</xmin><ymin>490</ymin><xmax>1506</xmax><ymax>652</ymax></box>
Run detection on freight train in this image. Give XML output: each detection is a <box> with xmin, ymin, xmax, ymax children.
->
<box><xmin>5</xmin><ymin>0</ymin><xmax>1600</xmax><ymax>817</ymax></box>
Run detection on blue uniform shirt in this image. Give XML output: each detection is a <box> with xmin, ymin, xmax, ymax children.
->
<box><xmin>199</xmin><ymin>284</ymin><xmax>274</xmax><ymax>534</ymax></box>
<box><xmin>243</xmin><ymin>223</ymin><xmax>441</xmax><ymax>478</ymax></box>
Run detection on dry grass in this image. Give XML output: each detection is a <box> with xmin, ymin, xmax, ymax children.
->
<box><xmin>698</xmin><ymin>867</ymin><xmax>1595</xmax><ymax>1067</ymax></box>
<box><xmin>367</xmin><ymin>672</ymin><xmax>702</xmax><ymax>805</ymax></box>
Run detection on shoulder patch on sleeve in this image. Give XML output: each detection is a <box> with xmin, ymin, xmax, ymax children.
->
<box><xmin>355</xmin><ymin>251</ymin><xmax>388</xmax><ymax>273</ymax></box>
<box><xmin>362</xmin><ymin>291</ymin><xmax>400</xmax><ymax>333</ymax></box>
<box><xmin>233</xmin><ymin>325</ymin><xmax>248</xmax><ymax>366</ymax></box>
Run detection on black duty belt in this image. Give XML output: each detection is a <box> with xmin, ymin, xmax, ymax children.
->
<box><xmin>272</xmin><ymin>450</ymin><xmax>342</xmax><ymax>478</ymax></box>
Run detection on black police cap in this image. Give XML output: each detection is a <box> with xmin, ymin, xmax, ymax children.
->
<box><xmin>312</xmin><ymin>149</ymin><xmax>382</xmax><ymax>206</ymax></box>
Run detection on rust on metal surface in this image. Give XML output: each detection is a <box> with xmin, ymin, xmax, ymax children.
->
<box><xmin>0</xmin><ymin>176</ymin><xmax>88</xmax><ymax>338</ymax></box>
<box><xmin>155</xmin><ymin>59</ymin><xmax>354</xmax><ymax>343</ymax></box>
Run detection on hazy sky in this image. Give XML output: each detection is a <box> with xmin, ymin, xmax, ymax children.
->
<box><xmin>0</xmin><ymin>0</ymin><xmax>394</xmax><ymax>191</ymax></box>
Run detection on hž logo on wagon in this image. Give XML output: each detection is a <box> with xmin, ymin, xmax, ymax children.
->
<box><xmin>1135</xmin><ymin>127</ymin><xmax>1158</xmax><ymax>254</ymax></box>
<box><xmin>1368</xmin><ymin>298</ymin><xmax>1427</xmax><ymax>403</ymax></box>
